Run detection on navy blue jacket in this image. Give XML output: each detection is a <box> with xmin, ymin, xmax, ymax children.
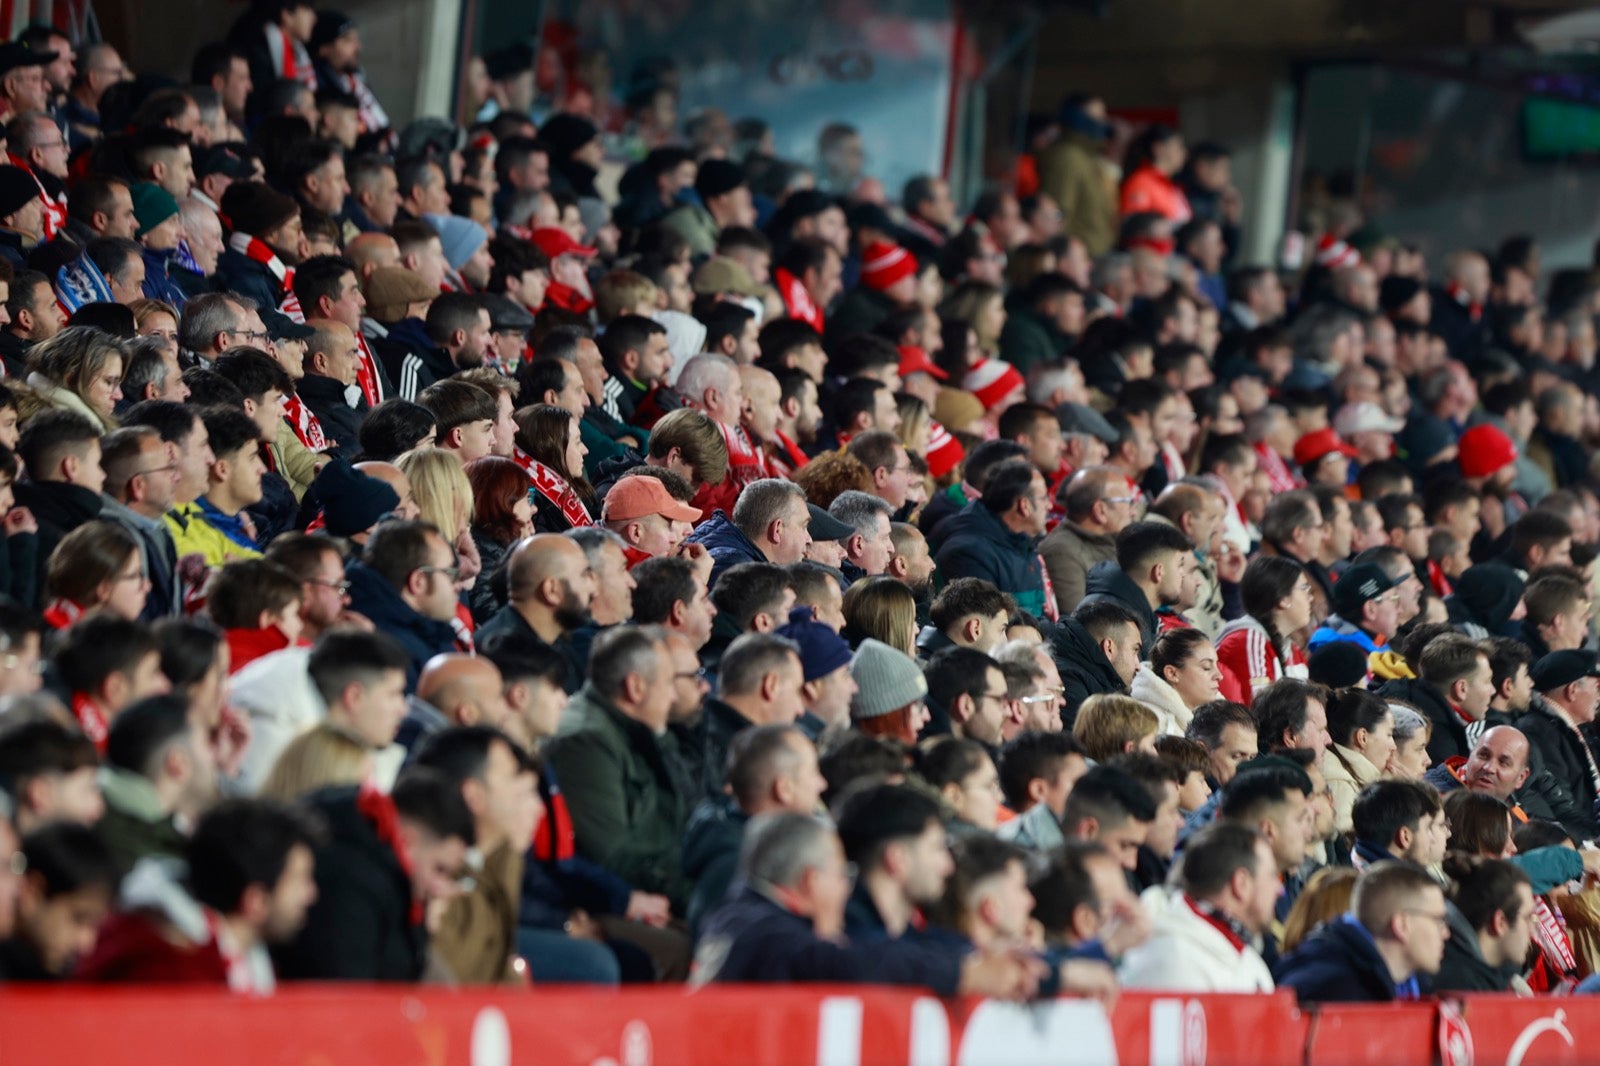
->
<box><xmin>1079</xmin><ymin>560</ymin><xmax>1158</xmax><ymax>654</ymax></box>
<box><xmin>933</xmin><ymin>500</ymin><xmax>1050</xmax><ymax>620</ymax></box>
<box><xmin>342</xmin><ymin>561</ymin><xmax>458</xmax><ymax>691</ymax></box>
<box><xmin>687</xmin><ymin>510</ymin><xmax>769</xmax><ymax>589</ymax></box>
<box><xmin>695</xmin><ymin>886</ymin><xmax>962</xmax><ymax>993</ymax></box>
<box><xmin>214</xmin><ymin>246</ymin><xmax>283</xmax><ymax>318</ymax></box>
<box><xmin>1273</xmin><ymin>915</ymin><xmax>1426</xmax><ymax>1003</ymax></box>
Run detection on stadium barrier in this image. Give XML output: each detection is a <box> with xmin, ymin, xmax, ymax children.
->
<box><xmin>0</xmin><ymin>985</ymin><xmax>1595</xmax><ymax>1064</ymax></box>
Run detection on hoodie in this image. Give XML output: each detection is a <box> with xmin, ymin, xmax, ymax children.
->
<box><xmin>1274</xmin><ymin>913</ymin><xmax>1426</xmax><ymax>1003</ymax></box>
<box><xmin>1080</xmin><ymin>560</ymin><xmax>1158</xmax><ymax>652</ymax></box>
<box><xmin>1050</xmin><ymin>615</ymin><xmax>1128</xmax><ymax>730</ymax></box>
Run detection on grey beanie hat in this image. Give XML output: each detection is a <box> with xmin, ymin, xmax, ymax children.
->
<box><xmin>849</xmin><ymin>639</ymin><xmax>928</xmax><ymax>720</ymax></box>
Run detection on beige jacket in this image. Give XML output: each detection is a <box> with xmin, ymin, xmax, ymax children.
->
<box><xmin>1039</xmin><ymin>520</ymin><xmax>1116</xmax><ymax>616</ymax></box>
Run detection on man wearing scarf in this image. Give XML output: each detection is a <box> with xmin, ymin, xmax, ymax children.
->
<box><xmin>310</xmin><ymin>12</ymin><xmax>389</xmax><ymax>139</ymax></box>
<box><xmin>6</xmin><ymin>111</ymin><xmax>68</xmax><ymax>241</ymax></box>
<box><xmin>0</xmin><ymin>164</ymin><xmax>44</xmax><ymax>270</ymax></box>
<box><xmin>216</xmin><ymin>180</ymin><xmax>306</xmax><ymax>322</ymax></box>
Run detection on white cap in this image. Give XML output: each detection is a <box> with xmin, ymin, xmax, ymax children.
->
<box><xmin>1334</xmin><ymin>401</ymin><xmax>1404</xmax><ymax>437</ymax></box>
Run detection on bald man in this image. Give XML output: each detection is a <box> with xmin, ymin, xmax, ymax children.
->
<box><xmin>1429</xmin><ymin>724</ymin><xmax>1588</xmax><ymax>835</ymax></box>
<box><xmin>299</xmin><ymin>319</ymin><xmax>370</xmax><ymax>455</ymax></box>
<box><xmin>399</xmin><ymin>653</ymin><xmax>513</xmax><ymax>753</ymax></box>
<box><xmin>347</xmin><ymin>232</ymin><xmax>401</xmax><ymax>284</ymax></box>
<box><xmin>354</xmin><ymin>461</ymin><xmax>420</xmax><ymax>523</ymax></box>
<box><xmin>474</xmin><ymin>534</ymin><xmax>599</xmax><ymax>693</ymax></box>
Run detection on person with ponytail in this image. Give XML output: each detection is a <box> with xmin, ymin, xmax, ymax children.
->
<box><xmin>1215</xmin><ymin>555</ymin><xmax>1312</xmax><ymax>707</ymax></box>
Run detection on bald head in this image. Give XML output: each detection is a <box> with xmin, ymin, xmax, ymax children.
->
<box><xmin>509</xmin><ymin>533</ymin><xmax>589</xmax><ymax>601</ymax></box>
<box><xmin>1461</xmin><ymin>725</ymin><xmax>1531</xmax><ymax>802</ymax></box>
<box><xmin>417</xmin><ymin>654</ymin><xmax>509</xmax><ymax>728</ymax></box>
<box><xmin>348</xmin><ymin>233</ymin><xmax>401</xmax><ymax>280</ymax></box>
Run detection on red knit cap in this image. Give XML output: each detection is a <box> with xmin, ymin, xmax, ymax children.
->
<box><xmin>860</xmin><ymin>240</ymin><xmax>917</xmax><ymax>292</ymax></box>
<box><xmin>1457</xmin><ymin>423</ymin><xmax>1517</xmax><ymax>479</ymax></box>
<box><xmin>924</xmin><ymin>419</ymin><xmax>964</xmax><ymax>478</ymax></box>
<box><xmin>962</xmin><ymin>357</ymin><xmax>1025</xmax><ymax>411</ymax></box>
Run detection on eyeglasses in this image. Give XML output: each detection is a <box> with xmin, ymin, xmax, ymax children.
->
<box><xmin>307</xmin><ymin>578</ymin><xmax>351</xmax><ymax>595</ymax></box>
<box><xmin>1103</xmin><ymin>495</ymin><xmax>1138</xmax><ymax>506</ymax></box>
<box><xmin>132</xmin><ymin>463</ymin><xmax>178</xmax><ymax>478</ymax></box>
<box><xmin>32</xmin><ymin>140</ymin><xmax>64</xmax><ymax>150</ymax></box>
<box><xmin>1020</xmin><ymin>692</ymin><xmax>1062</xmax><ymax>707</ymax></box>
<box><xmin>230</xmin><ymin>329</ymin><xmax>270</xmax><ymax>344</ymax></box>
<box><xmin>1</xmin><ymin>850</ymin><xmax>24</xmax><ymax>877</ymax></box>
<box><xmin>979</xmin><ymin>689</ymin><xmax>1009</xmax><ymax>704</ymax></box>
<box><xmin>418</xmin><ymin>565</ymin><xmax>460</xmax><ymax>581</ymax></box>
<box><xmin>114</xmin><ymin>569</ymin><xmax>149</xmax><ymax>584</ymax></box>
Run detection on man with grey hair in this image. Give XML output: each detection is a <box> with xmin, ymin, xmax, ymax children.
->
<box><xmin>177</xmin><ymin>291</ymin><xmax>250</xmax><ymax>368</ymax></box>
<box><xmin>829</xmin><ymin>489</ymin><xmax>895</xmax><ymax>584</ymax></box>
<box><xmin>689</xmin><ymin>477</ymin><xmax>813</xmax><ymax>588</ymax></box>
<box><xmin>694</xmin><ymin>632</ymin><xmax>805</xmax><ymax>802</ymax></box>
<box><xmin>677</xmin><ymin>351</ymin><xmax>771</xmax><ymax>510</ymax></box>
<box><xmin>8</xmin><ymin>110</ymin><xmax>69</xmax><ymax>181</ymax></box>
<box><xmin>176</xmin><ymin>198</ymin><xmax>226</xmax><ymax>298</ymax></box>
<box><xmin>546</xmin><ymin>623</ymin><xmax>692</xmax><ymax>908</ymax></box>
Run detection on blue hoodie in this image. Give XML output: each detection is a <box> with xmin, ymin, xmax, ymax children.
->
<box><xmin>1274</xmin><ymin>913</ymin><xmax>1425</xmax><ymax>1003</ymax></box>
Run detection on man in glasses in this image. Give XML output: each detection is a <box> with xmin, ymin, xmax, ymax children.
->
<box><xmin>98</xmin><ymin>425</ymin><xmax>184</xmax><ymax>619</ymax></box>
<box><xmin>344</xmin><ymin>518</ymin><xmax>463</xmax><ymax>690</ymax></box>
<box><xmin>1041</xmin><ymin>464</ymin><xmax>1137</xmax><ymax>615</ymax></box>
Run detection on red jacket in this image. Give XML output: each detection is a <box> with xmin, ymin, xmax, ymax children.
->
<box><xmin>1215</xmin><ymin>616</ymin><xmax>1308</xmax><ymax>708</ymax></box>
<box><xmin>76</xmin><ymin>910</ymin><xmax>230</xmax><ymax>985</ymax></box>
<box><xmin>1119</xmin><ymin>165</ymin><xmax>1192</xmax><ymax>223</ymax></box>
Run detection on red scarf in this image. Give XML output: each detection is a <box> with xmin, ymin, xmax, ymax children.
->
<box><xmin>228</xmin><ymin>232</ymin><xmax>304</xmax><ymax>321</ymax></box>
<box><xmin>355</xmin><ymin>780</ymin><xmax>425</xmax><ymax>926</ymax></box>
<box><xmin>525</xmin><ymin>455</ymin><xmax>593</xmax><ymax>529</ymax></box>
<box><xmin>354</xmin><ymin>333</ymin><xmax>382</xmax><ymax>405</ymax></box>
<box><xmin>1253</xmin><ymin>441</ymin><xmax>1301</xmax><ymax>493</ymax></box>
<box><xmin>721</xmin><ymin>419</ymin><xmax>773</xmax><ymax>492</ymax></box>
<box><xmin>1427</xmin><ymin>558</ymin><xmax>1453</xmax><ymax>598</ymax></box>
<box><xmin>1446</xmin><ymin>281</ymin><xmax>1482</xmax><ymax>323</ymax></box>
<box><xmin>544</xmin><ymin>280</ymin><xmax>593</xmax><ymax>316</ymax></box>
<box><xmin>72</xmin><ymin>692</ymin><xmax>108</xmax><ymax>753</ymax></box>
<box><xmin>42</xmin><ymin>597</ymin><xmax>82</xmax><ymax>631</ymax></box>
<box><xmin>1036</xmin><ymin>555</ymin><xmax>1060</xmax><ymax>622</ymax></box>
<box><xmin>7</xmin><ymin>154</ymin><xmax>64</xmax><ymax>239</ymax></box>
<box><xmin>767</xmin><ymin>430</ymin><xmax>810</xmax><ymax>479</ymax></box>
<box><xmin>266</xmin><ymin>24</ymin><xmax>316</xmax><ymax>88</ymax></box>
<box><xmin>775</xmin><ymin>267</ymin><xmax>824</xmax><ymax>332</ymax></box>
<box><xmin>1184</xmin><ymin>895</ymin><xmax>1248</xmax><ymax>953</ymax></box>
<box><xmin>282</xmin><ymin>393</ymin><xmax>326</xmax><ymax>451</ymax></box>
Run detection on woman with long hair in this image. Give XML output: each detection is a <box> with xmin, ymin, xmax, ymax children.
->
<box><xmin>1281</xmin><ymin>866</ymin><xmax>1358</xmax><ymax>955</ymax></box>
<box><xmin>1323</xmin><ymin>688</ymin><xmax>1397</xmax><ymax>836</ymax></box>
<box><xmin>129</xmin><ymin>299</ymin><xmax>180</xmax><ymax>357</ymax></box>
<box><xmin>842</xmin><ymin>577</ymin><xmax>918</xmax><ymax>658</ymax></box>
<box><xmin>915</xmin><ymin>736</ymin><xmax>1003</xmax><ymax>836</ymax></box>
<box><xmin>396</xmin><ymin>446</ymin><xmax>479</xmax><ymax>644</ymax></box>
<box><xmin>514</xmin><ymin>403</ymin><xmax>594</xmax><ymax>533</ymax></box>
<box><xmin>464</xmin><ymin>455</ymin><xmax>534</xmax><ymax>623</ymax></box>
<box><xmin>261</xmin><ymin>724</ymin><xmax>373</xmax><ymax>802</ymax></box>
<box><xmin>26</xmin><ymin>326</ymin><xmax>125</xmax><ymax>431</ymax></box>
<box><xmin>43</xmin><ymin>520</ymin><xmax>147</xmax><ymax>628</ymax></box>
<box><xmin>1215</xmin><ymin>555</ymin><xmax>1312</xmax><ymax>707</ymax></box>
<box><xmin>939</xmin><ymin>281</ymin><xmax>1007</xmax><ymax>358</ymax></box>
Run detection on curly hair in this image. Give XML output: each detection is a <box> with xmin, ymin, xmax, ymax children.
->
<box><xmin>793</xmin><ymin>447</ymin><xmax>872</xmax><ymax>509</ymax></box>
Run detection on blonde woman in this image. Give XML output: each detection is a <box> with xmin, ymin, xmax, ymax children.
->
<box><xmin>260</xmin><ymin>724</ymin><xmax>373</xmax><ymax>802</ymax></box>
<box><xmin>842</xmin><ymin>576</ymin><xmax>918</xmax><ymax>658</ymax></box>
<box><xmin>939</xmin><ymin>280</ymin><xmax>1007</xmax><ymax>357</ymax></box>
<box><xmin>128</xmin><ymin>299</ymin><xmax>180</xmax><ymax>357</ymax></box>
<box><xmin>26</xmin><ymin>326</ymin><xmax>125</xmax><ymax>431</ymax></box>
<box><xmin>896</xmin><ymin>394</ymin><xmax>931</xmax><ymax>458</ymax></box>
<box><xmin>397</xmin><ymin>445</ymin><xmax>481</xmax><ymax>590</ymax></box>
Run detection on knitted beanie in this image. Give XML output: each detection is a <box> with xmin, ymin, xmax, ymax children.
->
<box><xmin>315</xmin><ymin>460</ymin><xmax>400</xmax><ymax>537</ymax></box>
<box><xmin>860</xmin><ymin>241</ymin><xmax>917</xmax><ymax>292</ymax></box>
<box><xmin>776</xmin><ymin>606</ymin><xmax>854</xmax><ymax>683</ymax></box>
<box><xmin>849</xmin><ymin>638</ymin><xmax>928</xmax><ymax>719</ymax></box>
<box><xmin>423</xmin><ymin>213</ymin><xmax>488</xmax><ymax>271</ymax></box>
<box><xmin>1457</xmin><ymin>424</ymin><xmax>1517</xmax><ymax>479</ymax></box>
<box><xmin>962</xmin><ymin>357</ymin><xmax>1025</xmax><ymax>412</ymax></box>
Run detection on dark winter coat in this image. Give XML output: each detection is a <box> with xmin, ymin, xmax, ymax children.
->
<box><xmin>933</xmin><ymin>500</ymin><xmax>1050</xmax><ymax>620</ymax></box>
<box><xmin>1516</xmin><ymin>700</ymin><xmax>1600</xmax><ymax>841</ymax></box>
<box><xmin>687</xmin><ymin>509</ymin><xmax>770</xmax><ymax>590</ymax></box>
<box><xmin>1377</xmin><ymin>676</ymin><xmax>1469</xmax><ymax>765</ymax></box>
<box><xmin>1274</xmin><ymin>914</ymin><xmax>1426</xmax><ymax>1003</ymax></box>
<box><xmin>1050</xmin><ymin>616</ymin><xmax>1128</xmax><ymax>730</ymax></box>
<box><xmin>342</xmin><ymin>560</ymin><xmax>458</xmax><ymax>691</ymax></box>
<box><xmin>295</xmin><ymin>372</ymin><xmax>368</xmax><ymax>458</ymax></box>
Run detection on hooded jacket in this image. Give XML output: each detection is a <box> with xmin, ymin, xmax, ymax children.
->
<box><xmin>214</xmin><ymin>245</ymin><xmax>286</xmax><ymax>319</ymax></box>
<box><xmin>342</xmin><ymin>560</ymin><xmax>459</xmax><ymax>691</ymax></box>
<box><xmin>1050</xmin><ymin>615</ymin><xmax>1128</xmax><ymax>730</ymax></box>
<box><xmin>682</xmin><ymin>796</ymin><xmax>748</xmax><ymax>937</ymax></box>
<box><xmin>1080</xmin><ymin>560</ymin><xmax>1158</xmax><ymax>653</ymax></box>
<box><xmin>1516</xmin><ymin>697</ymin><xmax>1600</xmax><ymax>842</ymax></box>
<box><xmin>1215</xmin><ymin>615</ymin><xmax>1307</xmax><ymax>709</ymax></box>
<box><xmin>1433</xmin><ymin>902</ymin><xmax>1520</xmax><ymax>993</ymax></box>
<box><xmin>295</xmin><ymin>372</ymin><xmax>367</xmax><ymax>458</ymax></box>
<box><xmin>1377</xmin><ymin>676</ymin><xmax>1470</xmax><ymax>766</ymax></box>
<box><xmin>95</xmin><ymin>767</ymin><xmax>186</xmax><ymax>877</ymax></box>
<box><xmin>1119</xmin><ymin>887</ymin><xmax>1275</xmax><ymax>993</ymax></box>
<box><xmin>1039</xmin><ymin>519</ymin><xmax>1117</xmax><ymax>616</ymax></box>
<box><xmin>686</xmin><ymin>509</ymin><xmax>770</xmax><ymax>590</ymax></box>
<box><xmin>1129</xmin><ymin>665</ymin><xmax>1194</xmax><ymax>736</ymax></box>
<box><xmin>273</xmin><ymin>785</ymin><xmax>427</xmax><ymax>982</ymax></box>
<box><xmin>546</xmin><ymin>681</ymin><xmax>692</xmax><ymax>909</ymax></box>
<box><xmin>1274</xmin><ymin>913</ymin><xmax>1426</xmax><ymax>1003</ymax></box>
<box><xmin>1323</xmin><ymin>743</ymin><xmax>1384</xmax><ymax>836</ymax></box>
<box><xmin>934</xmin><ymin>500</ymin><xmax>1051</xmax><ymax>620</ymax></box>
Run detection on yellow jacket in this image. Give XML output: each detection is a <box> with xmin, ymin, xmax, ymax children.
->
<box><xmin>164</xmin><ymin>502</ymin><xmax>262</xmax><ymax>569</ymax></box>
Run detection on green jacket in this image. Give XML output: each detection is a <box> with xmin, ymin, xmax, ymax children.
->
<box><xmin>96</xmin><ymin>767</ymin><xmax>185</xmax><ymax>877</ymax></box>
<box><xmin>547</xmin><ymin>682</ymin><xmax>692</xmax><ymax>909</ymax></box>
<box><xmin>659</xmin><ymin>203</ymin><xmax>720</xmax><ymax>259</ymax></box>
<box><xmin>998</xmin><ymin>308</ymin><xmax>1070</xmax><ymax>375</ymax></box>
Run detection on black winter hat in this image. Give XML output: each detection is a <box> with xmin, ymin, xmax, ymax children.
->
<box><xmin>1308</xmin><ymin>641</ymin><xmax>1371</xmax><ymax>689</ymax></box>
<box><xmin>695</xmin><ymin>159</ymin><xmax>745</xmax><ymax>203</ymax></box>
<box><xmin>315</xmin><ymin>460</ymin><xmax>400</xmax><ymax>538</ymax></box>
<box><xmin>1450</xmin><ymin>562</ymin><xmax>1525</xmax><ymax>633</ymax></box>
<box><xmin>0</xmin><ymin>165</ymin><xmax>36</xmax><ymax>219</ymax></box>
<box><xmin>538</xmin><ymin>113</ymin><xmax>599</xmax><ymax>160</ymax></box>
<box><xmin>1379</xmin><ymin>275</ymin><xmax>1423</xmax><ymax>315</ymax></box>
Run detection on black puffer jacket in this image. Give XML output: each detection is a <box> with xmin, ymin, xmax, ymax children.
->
<box><xmin>1050</xmin><ymin>616</ymin><xmax>1128</xmax><ymax>730</ymax></box>
<box><xmin>1079</xmin><ymin>560</ymin><xmax>1157</xmax><ymax>654</ymax></box>
<box><xmin>1516</xmin><ymin>698</ymin><xmax>1600</xmax><ymax>841</ymax></box>
<box><xmin>1377</xmin><ymin>676</ymin><xmax>1468</xmax><ymax>764</ymax></box>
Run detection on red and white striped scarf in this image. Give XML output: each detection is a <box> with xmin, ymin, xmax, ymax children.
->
<box><xmin>42</xmin><ymin>597</ymin><xmax>82</xmax><ymax>631</ymax></box>
<box><xmin>7</xmin><ymin>154</ymin><xmax>64</xmax><ymax>239</ymax></box>
<box><xmin>1253</xmin><ymin>441</ymin><xmax>1301</xmax><ymax>493</ymax></box>
<box><xmin>283</xmin><ymin>393</ymin><xmax>327</xmax><ymax>451</ymax></box>
<box><xmin>353</xmin><ymin>332</ymin><xmax>382</xmax><ymax>405</ymax></box>
<box><xmin>228</xmin><ymin>232</ymin><xmax>304</xmax><ymax>322</ymax></box>
<box><xmin>775</xmin><ymin>267</ymin><xmax>824</xmax><ymax>333</ymax></box>
<box><xmin>521</xmin><ymin>452</ymin><xmax>593</xmax><ymax>529</ymax></box>
<box><xmin>721</xmin><ymin>419</ymin><xmax>773</xmax><ymax>492</ymax></box>
<box><xmin>265</xmin><ymin>23</ymin><xmax>317</xmax><ymax>89</ymax></box>
<box><xmin>1532</xmin><ymin>895</ymin><xmax>1577</xmax><ymax>976</ymax></box>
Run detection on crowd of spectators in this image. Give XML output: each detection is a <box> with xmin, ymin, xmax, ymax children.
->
<box><xmin>1</xmin><ymin>1</ymin><xmax>1600</xmax><ymax>1007</ymax></box>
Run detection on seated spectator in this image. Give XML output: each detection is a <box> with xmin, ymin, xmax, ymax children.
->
<box><xmin>1516</xmin><ymin>649</ymin><xmax>1600</xmax><ymax>842</ymax></box>
<box><xmin>919</xmin><ymin>577</ymin><xmax>1012</xmax><ymax>660</ymax></box>
<box><xmin>848</xmin><ymin>638</ymin><xmax>928</xmax><ymax>744</ymax></box>
<box><xmin>1039</xmin><ymin>465</ymin><xmax>1132</xmax><ymax>614</ymax></box>
<box><xmin>1218</xmin><ymin>762</ymin><xmax>1313</xmax><ymax>904</ymax></box>
<box><xmin>514</xmin><ymin>403</ymin><xmax>595</xmax><ymax>533</ymax></box>
<box><xmin>261</xmin><ymin>725</ymin><xmax>373</xmax><ymax>802</ymax></box>
<box><xmin>0</xmin><ymin>718</ymin><xmax>104</xmax><ymax>832</ymax></box>
<box><xmin>1119</xmin><ymin>822</ymin><xmax>1278</xmax><ymax>991</ymax></box>
<box><xmin>691</xmin><ymin>633</ymin><xmax>804</xmax><ymax>801</ymax></box>
<box><xmin>78</xmin><ymin>797</ymin><xmax>321</xmax><ymax>991</ymax></box>
<box><xmin>0</xmin><ymin>821</ymin><xmax>120</xmax><ymax>979</ymax></box>
<box><xmin>998</xmin><ymin>731</ymin><xmax>1089</xmax><ymax>850</ymax></box>
<box><xmin>274</xmin><ymin>767</ymin><xmax>474</xmax><ymax>981</ymax></box>
<box><xmin>1054</xmin><ymin>600</ymin><xmax>1143</xmax><ymax>725</ymax></box>
<box><xmin>1130</xmin><ymin>627</ymin><xmax>1223</xmax><ymax>736</ymax></box>
<box><xmin>342</xmin><ymin>519</ymin><xmax>461</xmax><ymax>689</ymax></box>
<box><xmin>297</xmin><ymin>320</ymin><xmax>369</xmax><ymax>455</ymax></box>
<box><xmin>96</xmin><ymin>694</ymin><xmax>216</xmax><ymax>876</ymax></box>
<box><xmin>1215</xmin><ymin>555</ymin><xmax>1312</xmax><ymax>707</ymax></box>
<box><xmin>14</xmin><ymin>410</ymin><xmax>106</xmax><ymax>585</ymax></box>
<box><xmin>205</xmin><ymin>558</ymin><xmax>304</xmax><ymax>672</ymax></box>
<box><xmin>1433</xmin><ymin>853</ymin><xmax>1535</xmax><ymax>993</ymax></box>
<box><xmin>166</xmin><ymin>406</ymin><xmax>267</xmax><ymax>567</ymax></box>
<box><xmin>1274</xmin><ymin>861</ymin><xmax>1450</xmax><ymax>1002</ymax></box>
<box><xmin>842</xmin><ymin>576</ymin><xmax>919</xmax><ymax>659</ymax></box>
<box><xmin>1350</xmin><ymin>778</ymin><xmax>1450</xmax><ymax>871</ymax></box>
<box><xmin>462</xmin><ymin>455</ymin><xmax>533</xmax><ymax>623</ymax></box>
<box><xmin>474</xmin><ymin>533</ymin><xmax>596</xmax><ymax>692</ymax></box>
<box><xmin>601</xmin><ymin>474</ymin><xmax>701</xmax><ymax>566</ymax></box>
<box><xmin>934</xmin><ymin>459</ymin><xmax>1053</xmax><ymax>621</ymax></box>
<box><xmin>419</xmin><ymin>378</ymin><xmax>496</xmax><ymax>464</ymax></box>
<box><xmin>1075</xmin><ymin>693</ymin><xmax>1160</xmax><ymax>762</ymax></box>
<box><xmin>1323</xmin><ymin>688</ymin><xmax>1398</xmax><ymax>835</ymax></box>
<box><xmin>1059</xmin><ymin>764</ymin><xmax>1158</xmax><ymax>869</ymax></box>
<box><xmin>916</xmin><ymin>737</ymin><xmax>1004</xmax><ymax>836</ymax></box>
<box><xmin>41</xmin><ymin>520</ymin><xmax>148</xmax><ymax>628</ymax></box>
<box><xmin>688</xmin><ymin>478</ymin><xmax>812</xmax><ymax>589</ymax></box>
<box><xmin>53</xmin><ymin>614</ymin><xmax>169</xmax><ymax>752</ymax></box>
<box><xmin>25</xmin><ymin>326</ymin><xmax>124</xmax><ymax>433</ymax></box>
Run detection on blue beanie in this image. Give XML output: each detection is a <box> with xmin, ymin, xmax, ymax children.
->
<box><xmin>776</xmin><ymin>606</ymin><xmax>853</xmax><ymax>683</ymax></box>
<box><xmin>423</xmin><ymin>213</ymin><xmax>489</xmax><ymax>271</ymax></box>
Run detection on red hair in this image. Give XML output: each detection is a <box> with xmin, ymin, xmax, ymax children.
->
<box><xmin>465</xmin><ymin>456</ymin><xmax>531</xmax><ymax>546</ymax></box>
